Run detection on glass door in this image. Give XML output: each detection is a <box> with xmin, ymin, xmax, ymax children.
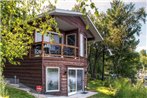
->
<box><xmin>68</xmin><ymin>69</ymin><xmax>76</xmax><ymax>95</ymax></box>
<box><xmin>77</xmin><ymin>70</ymin><xmax>83</xmax><ymax>91</ymax></box>
<box><xmin>68</xmin><ymin>68</ymin><xmax>84</xmax><ymax>96</ymax></box>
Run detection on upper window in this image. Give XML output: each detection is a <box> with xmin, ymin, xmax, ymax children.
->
<box><xmin>35</xmin><ymin>32</ymin><xmax>42</xmax><ymax>42</ymax></box>
<box><xmin>44</xmin><ymin>32</ymin><xmax>62</xmax><ymax>44</ymax></box>
<box><xmin>66</xmin><ymin>34</ymin><xmax>76</xmax><ymax>46</ymax></box>
<box><xmin>35</xmin><ymin>31</ymin><xmax>62</xmax><ymax>44</ymax></box>
<box><xmin>46</xmin><ymin>67</ymin><xmax>60</xmax><ymax>92</ymax></box>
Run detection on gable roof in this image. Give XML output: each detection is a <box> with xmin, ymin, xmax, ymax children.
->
<box><xmin>39</xmin><ymin>9</ymin><xmax>103</xmax><ymax>41</ymax></box>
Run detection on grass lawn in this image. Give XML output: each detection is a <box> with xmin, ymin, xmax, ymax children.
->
<box><xmin>87</xmin><ymin>80</ymin><xmax>114</xmax><ymax>98</ymax></box>
<box><xmin>6</xmin><ymin>86</ymin><xmax>35</xmax><ymax>98</ymax></box>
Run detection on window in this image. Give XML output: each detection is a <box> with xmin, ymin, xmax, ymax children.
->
<box><xmin>35</xmin><ymin>32</ymin><xmax>42</xmax><ymax>42</ymax></box>
<box><xmin>46</xmin><ymin>67</ymin><xmax>60</xmax><ymax>92</ymax></box>
<box><xmin>44</xmin><ymin>32</ymin><xmax>62</xmax><ymax>44</ymax></box>
<box><xmin>66</xmin><ymin>34</ymin><xmax>76</xmax><ymax>46</ymax></box>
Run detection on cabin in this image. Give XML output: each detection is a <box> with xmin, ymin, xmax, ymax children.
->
<box><xmin>4</xmin><ymin>9</ymin><xmax>103</xmax><ymax>96</ymax></box>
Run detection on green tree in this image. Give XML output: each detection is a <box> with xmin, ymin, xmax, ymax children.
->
<box><xmin>0</xmin><ymin>0</ymin><xmax>58</xmax><ymax>97</ymax></box>
<box><xmin>75</xmin><ymin>0</ymin><xmax>146</xmax><ymax>80</ymax></box>
<box><xmin>95</xmin><ymin>0</ymin><xmax>146</xmax><ymax>80</ymax></box>
<box><xmin>139</xmin><ymin>49</ymin><xmax>147</xmax><ymax>71</ymax></box>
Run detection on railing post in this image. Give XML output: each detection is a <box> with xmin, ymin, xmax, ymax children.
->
<box><xmin>29</xmin><ymin>46</ymin><xmax>31</xmax><ymax>58</ymax></box>
<box><xmin>61</xmin><ymin>44</ymin><xmax>64</xmax><ymax>58</ymax></box>
<box><xmin>41</xmin><ymin>34</ymin><xmax>44</xmax><ymax>57</ymax></box>
<box><xmin>75</xmin><ymin>47</ymin><xmax>76</xmax><ymax>59</ymax></box>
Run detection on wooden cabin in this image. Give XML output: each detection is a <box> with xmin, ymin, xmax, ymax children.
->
<box><xmin>4</xmin><ymin>9</ymin><xmax>103</xmax><ymax>96</ymax></box>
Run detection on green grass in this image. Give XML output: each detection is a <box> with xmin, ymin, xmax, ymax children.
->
<box><xmin>87</xmin><ymin>80</ymin><xmax>114</xmax><ymax>98</ymax></box>
<box><xmin>6</xmin><ymin>86</ymin><xmax>35</xmax><ymax>98</ymax></box>
<box><xmin>88</xmin><ymin>78</ymin><xmax>147</xmax><ymax>98</ymax></box>
<box><xmin>89</xmin><ymin>93</ymin><xmax>113</xmax><ymax>98</ymax></box>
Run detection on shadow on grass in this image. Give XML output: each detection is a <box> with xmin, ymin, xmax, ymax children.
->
<box><xmin>6</xmin><ymin>86</ymin><xmax>35</xmax><ymax>98</ymax></box>
<box><xmin>87</xmin><ymin>80</ymin><xmax>115</xmax><ymax>98</ymax></box>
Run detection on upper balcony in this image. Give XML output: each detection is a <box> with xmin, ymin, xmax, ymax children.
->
<box><xmin>30</xmin><ymin>31</ymin><xmax>87</xmax><ymax>59</ymax></box>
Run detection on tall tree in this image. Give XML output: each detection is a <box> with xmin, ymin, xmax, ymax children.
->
<box><xmin>74</xmin><ymin>0</ymin><xmax>146</xmax><ymax>80</ymax></box>
<box><xmin>0</xmin><ymin>0</ymin><xmax>58</xmax><ymax>96</ymax></box>
<box><xmin>96</xmin><ymin>0</ymin><xmax>146</xmax><ymax>79</ymax></box>
<box><xmin>139</xmin><ymin>49</ymin><xmax>147</xmax><ymax>71</ymax></box>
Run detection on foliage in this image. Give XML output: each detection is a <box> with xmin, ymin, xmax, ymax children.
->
<box><xmin>87</xmin><ymin>80</ymin><xmax>115</xmax><ymax>97</ymax></box>
<box><xmin>0</xmin><ymin>69</ymin><xmax>7</xmax><ymax>97</ymax></box>
<box><xmin>102</xmin><ymin>1</ymin><xmax>146</xmax><ymax>79</ymax></box>
<box><xmin>75</xmin><ymin>0</ymin><xmax>99</xmax><ymax>16</ymax></box>
<box><xmin>6</xmin><ymin>86</ymin><xmax>34</xmax><ymax>98</ymax></box>
<box><xmin>78</xmin><ymin>0</ymin><xmax>147</xmax><ymax>80</ymax></box>
<box><xmin>0</xmin><ymin>0</ymin><xmax>58</xmax><ymax>65</ymax></box>
<box><xmin>88</xmin><ymin>78</ymin><xmax>147</xmax><ymax>98</ymax></box>
<box><xmin>0</xmin><ymin>0</ymin><xmax>58</xmax><ymax>97</ymax></box>
<box><xmin>114</xmin><ymin>78</ymin><xmax>147</xmax><ymax>98</ymax></box>
<box><xmin>140</xmin><ymin>49</ymin><xmax>147</xmax><ymax>69</ymax></box>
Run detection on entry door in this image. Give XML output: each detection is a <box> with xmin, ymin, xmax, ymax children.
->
<box><xmin>68</xmin><ymin>68</ymin><xmax>84</xmax><ymax>96</ymax></box>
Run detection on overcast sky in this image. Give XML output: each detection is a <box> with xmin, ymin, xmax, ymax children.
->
<box><xmin>51</xmin><ymin>0</ymin><xmax>147</xmax><ymax>52</ymax></box>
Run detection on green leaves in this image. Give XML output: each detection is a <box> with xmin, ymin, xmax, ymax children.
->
<box><xmin>0</xmin><ymin>0</ymin><xmax>59</xmax><ymax>66</ymax></box>
<box><xmin>90</xmin><ymin>2</ymin><xmax>95</xmax><ymax>9</ymax></box>
<box><xmin>74</xmin><ymin>0</ymin><xmax>99</xmax><ymax>17</ymax></box>
<box><xmin>86</xmin><ymin>25</ymin><xmax>89</xmax><ymax>30</ymax></box>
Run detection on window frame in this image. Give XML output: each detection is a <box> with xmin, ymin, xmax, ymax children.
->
<box><xmin>46</xmin><ymin>67</ymin><xmax>60</xmax><ymax>92</ymax></box>
<box><xmin>35</xmin><ymin>31</ymin><xmax>42</xmax><ymax>42</ymax></box>
<box><xmin>35</xmin><ymin>31</ymin><xmax>63</xmax><ymax>44</ymax></box>
<box><xmin>66</xmin><ymin>33</ymin><xmax>77</xmax><ymax>46</ymax></box>
<box><xmin>44</xmin><ymin>31</ymin><xmax>63</xmax><ymax>44</ymax></box>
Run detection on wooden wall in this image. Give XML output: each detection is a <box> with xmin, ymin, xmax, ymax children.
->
<box><xmin>3</xmin><ymin>57</ymin><xmax>42</xmax><ymax>89</ymax></box>
<box><xmin>42</xmin><ymin>57</ymin><xmax>88</xmax><ymax>96</ymax></box>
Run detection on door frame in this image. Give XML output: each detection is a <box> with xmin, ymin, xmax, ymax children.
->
<box><xmin>67</xmin><ymin>67</ymin><xmax>84</xmax><ymax>96</ymax></box>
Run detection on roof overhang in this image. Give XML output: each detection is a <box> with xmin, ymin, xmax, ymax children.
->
<box><xmin>39</xmin><ymin>9</ymin><xmax>103</xmax><ymax>41</ymax></box>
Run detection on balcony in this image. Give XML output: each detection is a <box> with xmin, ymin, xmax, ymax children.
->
<box><xmin>30</xmin><ymin>42</ymin><xmax>78</xmax><ymax>58</ymax></box>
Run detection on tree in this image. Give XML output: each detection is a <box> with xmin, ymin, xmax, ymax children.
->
<box><xmin>74</xmin><ymin>0</ymin><xmax>146</xmax><ymax>80</ymax></box>
<box><xmin>139</xmin><ymin>49</ymin><xmax>147</xmax><ymax>71</ymax></box>
<box><xmin>0</xmin><ymin>0</ymin><xmax>58</xmax><ymax>97</ymax></box>
<box><xmin>95</xmin><ymin>0</ymin><xmax>146</xmax><ymax>79</ymax></box>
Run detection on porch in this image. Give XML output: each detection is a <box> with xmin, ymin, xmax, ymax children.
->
<box><xmin>30</xmin><ymin>30</ymin><xmax>87</xmax><ymax>58</ymax></box>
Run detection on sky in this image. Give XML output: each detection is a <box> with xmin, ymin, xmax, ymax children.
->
<box><xmin>51</xmin><ymin>0</ymin><xmax>147</xmax><ymax>52</ymax></box>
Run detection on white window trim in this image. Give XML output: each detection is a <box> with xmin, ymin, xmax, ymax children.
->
<box><xmin>84</xmin><ymin>36</ymin><xmax>87</xmax><ymax>58</ymax></box>
<box><xmin>79</xmin><ymin>33</ymin><xmax>84</xmax><ymax>57</ymax></box>
<box><xmin>46</xmin><ymin>67</ymin><xmax>60</xmax><ymax>92</ymax></box>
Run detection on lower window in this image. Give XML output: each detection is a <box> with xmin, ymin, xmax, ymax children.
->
<box><xmin>46</xmin><ymin>67</ymin><xmax>60</xmax><ymax>92</ymax></box>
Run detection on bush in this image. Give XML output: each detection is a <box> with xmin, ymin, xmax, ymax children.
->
<box><xmin>0</xmin><ymin>78</ymin><xmax>7</xmax><ymax>97</ymax></box>
<box><xmin>88</xmin><ymin>78</ymin><xmax>147</xmax><ymax>98</ymax></box>
<box><xmin>0</xmin><ymin>69</ymin><xmax>7</xmax><ymax>97</ymax></box>
<box><xmin>113</xmin><ymin>78</ymin><xmax>147</xmax><ymax>98</ymax></box>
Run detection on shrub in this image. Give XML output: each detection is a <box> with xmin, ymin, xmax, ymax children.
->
<box><xmin>0</xmin><ymin>72</ymin><xmax>7</xmax><ymax>97</ymax></box>
<box><xmin>0</xmin><ymin>65</ymin><xmax>7</xmax><ymax>97</ymax></box>
<box><xmin>114</xmin><ymin>78</ymin><xmax>147</xmax><ymax>98</ymax></box>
